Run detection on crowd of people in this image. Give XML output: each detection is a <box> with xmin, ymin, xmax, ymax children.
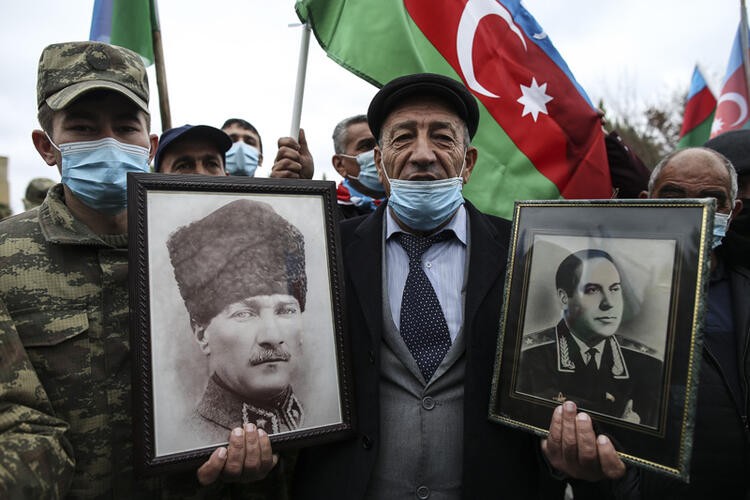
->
<box><xmin>0</xmin><ymin>40</ymin><xmax>748</xmax><ymax>500</ymax></box>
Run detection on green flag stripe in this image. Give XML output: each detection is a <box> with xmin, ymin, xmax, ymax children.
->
<box><xmin>676</xmin><ymin>113</ymin><xmax>715</xmax><ymax>149</ymax></box>
<box><xmin>110</xmin><ymin>0</ymin><xmax>154</xmax><ymax>65</ymax></box>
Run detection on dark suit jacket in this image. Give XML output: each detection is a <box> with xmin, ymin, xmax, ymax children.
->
<box><xmin>517</xmin><ymin>320</ymin><xmax>663</xmax><ymax>427</ymax></box>
<box><xmin>292</xmin><ymin>202</ymin><xmax>564</xmax><ymax>499</ymax></box>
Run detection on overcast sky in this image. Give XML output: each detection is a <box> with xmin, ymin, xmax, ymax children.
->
<box><xmin>0</xmin><ymin>0</ymin><xmax>741</xmax><ymax>214</ymax></box>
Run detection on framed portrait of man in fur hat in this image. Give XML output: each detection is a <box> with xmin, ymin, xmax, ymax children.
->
<box><xmin>127</xmin><ymin>174</ymin><xmax>353</xmax><ymax>474</ymax></box>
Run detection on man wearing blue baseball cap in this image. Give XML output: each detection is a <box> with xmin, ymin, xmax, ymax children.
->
<box><xmin>155</xmin><ymin>124</ymin><xmax>232</xmax><ymax>176</ymax></box>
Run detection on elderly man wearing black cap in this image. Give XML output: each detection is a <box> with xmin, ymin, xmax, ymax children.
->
<box><xmin>155</xmin><ymin>124</ymin><xmax>232</xmax><ymax>176</ymax></box>
<box><xmin>272</xmin><ymin>73</ymin><xmax>626</xmax><ymax>499</ymax></box>
<box><xmin>167</xmin><ymin>199</ymin><xmax>307</xmax><ymax>438</ymax></box>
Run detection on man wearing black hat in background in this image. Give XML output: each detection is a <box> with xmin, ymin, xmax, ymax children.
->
<box><xmin>705</xmin><ymin>129</ymin><xmax>750</xmax><ymax>269</ymax></box>
<box><xmin>273</xmin><ymin>73</ymin><xmax>627</xmax><ymax>499</ymax></box>
<box><xmin>155</xmin><ymin>124</ymin><xmax>232</xmax><ymax>176</ymax></box>
<box><xmin>634</xmin><ymin>147</ymin><xmax>749</xmax><ymax>498</ymax></box>
<box><xmin>167</xmin><ymin>199</ymin><xmax>307</xmax><ymax>441</ymax></box>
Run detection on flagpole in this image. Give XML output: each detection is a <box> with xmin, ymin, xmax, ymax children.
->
<box><xmin>150</xmin><ymin>0</ymin><xmax>171</xmax><ymax>131</ymax></box>
<box><xmin>152</xmin><ymin>31</ymin><xmax>171</xmax><ymax>131</ymax></box>
<box><xmin>290</xmin><ymin>23</ymin><xmax>311</xmax><ymax>139</ymax></box>
<box><xmin>741</xmin><ymin>0</ymin><xmax>750</xmax><ymax>101</ymax></box>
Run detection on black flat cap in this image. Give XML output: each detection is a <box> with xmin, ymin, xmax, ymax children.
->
<box><xmin>704</xmin><ymin>130</ymin><xmax>750</xmax><ymax>176</ymax></box>
<box><xmin>367</xmin><ymin>73</ymin><xmax>479</xmax><ymax>140</ymax></box>
<box><xmin>155</xmin><ymin>124</ymin><xmax>232</xmax><ymax>172</ymax></box>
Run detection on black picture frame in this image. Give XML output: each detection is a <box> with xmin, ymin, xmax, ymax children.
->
<box><xmin>128</xmin><ymin>173</ymin><xmax>354</xmax><ymax>476</ymax></box>
<box><xmin>489</xmin><ymin>199</ymin><xmax>715</xmax><ymax>481</ymax></box>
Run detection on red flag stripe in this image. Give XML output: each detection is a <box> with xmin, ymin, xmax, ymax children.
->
<box><xmin>679</xmin><ymin>87</ymin><xmax>717</xmax><ymax>136</ymax></box>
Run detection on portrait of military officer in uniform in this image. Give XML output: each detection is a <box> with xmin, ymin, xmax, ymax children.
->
<box><xmin>515</xmin><ymin>248</ymin><xmax>664</xmax><ymax>427</ymax></box>
<box><xmin>166</xmin><ymin>198</ymin><xmax>307</xmax><ymax>441</ymax></box>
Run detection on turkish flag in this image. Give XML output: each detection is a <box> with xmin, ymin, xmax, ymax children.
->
<box><xmin>404</xmin><ymin>0</ymin><xmax>610</xmax><ymax>199</ymax></box>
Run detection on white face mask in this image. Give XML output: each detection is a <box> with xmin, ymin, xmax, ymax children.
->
<box><xmin>49</xmin><ymin>135</ymin><xmax>150</xmax><ymax>215</ymax></box>
<box><xmin>712</xmin><ymin>211</ymin><xmax>731</xmax><ymax>249</ymax></box>
<box><xmin>381</xmin><ymin>160</ymin><xmax>465</xmax><ymax>231</ymax></box>
<box><xmin>225</xmin><ymin>142</ymin><xmax>260</xmax><ymax>176</ymax></box>
<box><xmin>339</xmin><ymin>149</ymin><xmax>385</xmax><ymax>193</ymax></box>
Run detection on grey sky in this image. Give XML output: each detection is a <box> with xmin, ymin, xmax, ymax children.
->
<box><xmin>0</xmin><ymin>0</ymin><xmax>740</xmax><ymax>214</ymax></box>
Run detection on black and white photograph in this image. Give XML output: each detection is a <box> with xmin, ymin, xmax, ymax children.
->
<box><xmin>514</xmin><ymin>235</ymin><xmax>674</xmax><ymax>429</ymax></box>
<box><xmin>489</xmin><ymin>199</ymin><xmax>714</xmax><ymax>480</ymax></box>
<box><xmin>128</xmin><ymin>174</ymin><xmax>353</xmax><ymax>474</ymax></box>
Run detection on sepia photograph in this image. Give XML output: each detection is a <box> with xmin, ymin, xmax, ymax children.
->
<box><xmin>128</xmin><ymin>174</ymin><xmax>353</xmax><ymax>475</ymax></box>
<box><xmin>489</xmin><ymin>199</ymin><xmax>714</xmax><ymax>480</ymax></box>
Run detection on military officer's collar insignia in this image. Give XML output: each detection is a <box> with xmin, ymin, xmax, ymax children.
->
<box><xmin>242</xmin><ymin>388</ymin><xmax>304</xmax><ymax>433</ymax></box>
<box><xmin>553</xmin><ymin>392</ymin><xmax>567</xmax><ymax>403</ymax></box>
<box><xmin>556</xmin><ymin>325</ymin><xmax>576</xmax><ymax>372</ymax></box>
<box><xmin>607</xmin><ymin>336</ymin><xmax>629</xmax><ymax>379</ymax></box>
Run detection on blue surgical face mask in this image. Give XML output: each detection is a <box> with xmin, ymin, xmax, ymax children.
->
<box><xmin>50</xmin><ymin>135</ymin><xmax>150</xmax><ymax>215</ymax></box>
<box><xmin>382</xmin><ymin>160</ymin><xmax>465</xmax><ymax>232</ymax></box>
<box><xmin>712</xmin><ymin>211</ymin><xmax>731</xmax><ymax>249</ymax></box>
<box><xmin>225</xmin><ymin>141</ymin><xmax>260</xmax><ymax>176</ymax></box>
<box><xmin>340</xmin><ymin>149</ymin><xmax>385</xmax><ymax>193</ymax></box>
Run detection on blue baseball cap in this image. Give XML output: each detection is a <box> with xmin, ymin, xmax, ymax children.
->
<box><xmin>154</xmin><ymin>124</ymin><xmax>232</xmax><ymax>172</ymax></box>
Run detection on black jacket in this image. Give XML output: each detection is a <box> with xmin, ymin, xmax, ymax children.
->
<box><xmin>641</xmin><ymin>258</ymin><xmax>750</xmax><ymax>499</ymax></box>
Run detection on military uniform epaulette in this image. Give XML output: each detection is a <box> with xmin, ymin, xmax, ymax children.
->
<box><xmin>616</xmin><ymin>335</ymin><xmax>659</xmax><ymax>358</ymax></box>
<box><xmin>520</xmin><ymin>327</ymin><xmax>557</xmax><ymax>351</ymax></box>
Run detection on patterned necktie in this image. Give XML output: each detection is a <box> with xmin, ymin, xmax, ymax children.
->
<box><xmin>397</xmin><ymin>231</ymin><xmax>453</xmax><ymax>381</ymax></box>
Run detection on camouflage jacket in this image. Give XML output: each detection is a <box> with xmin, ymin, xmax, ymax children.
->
<box><xmin>0</xmin><ymin>185</ymin><xmax>288</xmax><ymax>499</ymax></box>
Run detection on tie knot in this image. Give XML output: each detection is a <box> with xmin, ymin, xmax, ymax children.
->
<box><xmin>585</xmin><ymin>347</ymin><xmax>598</xmax><ymax>364</ymax></box>
<box><xmin>397</xmin><ymin>231</ymin><xmax>452</xmax><ymax>262</ymax></box>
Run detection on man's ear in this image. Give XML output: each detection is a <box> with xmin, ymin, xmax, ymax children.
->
<box><xmin>32</xmin><ymin>129</ymin><xmax>58</xmax><ymax>167</ymax></box>
<box><xmin>557</xmin><ymin>288</ymin><xmax>568</xmax><ymax>306</ymax></box>
<box><xmin>258</xmin><ymin>152</ymin><xmax>264</xmax><ymax>166</ymax></box>
<box><xmin>331</xmin><ymin>154</ymin><xmax>348</xmax><ymax>177</ymax></box>
<box><xmin>461</xmin><ymin>146</ymin><xmax>478</xmax><ymax>185</ymax></box>
<box><xmin>191</xmin><ymin>321</ymin><xmax>210</xmax><ymax>354</ymax></box>
<box><xmin>148</xmin><ymin>134</ymin><xmax>159</xmax><ymax>162</ymax></box>
<box><xmin>730</xmin><ymin>198</ymin><xmax>744</xmax><ymax>225</ymax></box>
<box><xmin>374</xmin><ymin>147</ymin><xmax>390</xmax><ymax>193</ymax></box>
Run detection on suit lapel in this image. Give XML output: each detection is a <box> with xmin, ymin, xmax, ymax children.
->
<box><xmin>463</xmin><ymin>202</ymin><xmax>505</xmax><ymax>333</ymax></box>
<box><xmin>344</xmin><ymin>205</ymin><xmax>385</xmax><ymax>346</ymax></box>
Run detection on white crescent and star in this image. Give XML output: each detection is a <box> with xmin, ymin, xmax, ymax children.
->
<box><xmin>454</xmin><ymin>0</ymin><xmax>553</xmax><ymax>121</ymax></box>
<box><xmin>456</xmin><ymin>0</ymin><xmax>526</xmax><ymax>98</ymax></box>
<box><xmin>717</xmin><ymin>91</ymin><xmax>748</xmax><ymax>127</ymax></box>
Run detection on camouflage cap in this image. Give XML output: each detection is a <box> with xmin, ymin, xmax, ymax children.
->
<box><xmin>37</xmin><ymin>41</ymin><xmax>149</xmax><ymax>113</ymax></box>
<box><xmin>23</xmin><ymin>177</ymin><xmax>57</xmax><ymax>210</ymax></box>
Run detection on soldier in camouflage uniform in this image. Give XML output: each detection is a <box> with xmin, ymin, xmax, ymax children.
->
<box><xmin>0</xmin><ymin>41</ymin><xmax>282</xmax><ymax>499</ymax></box>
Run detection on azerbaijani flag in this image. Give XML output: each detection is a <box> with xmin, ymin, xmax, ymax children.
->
<box><xmin>296</xmin><ymin>0</ymin><xmax>611</xmax><ymax>219</ymax></box>
<box><xmin>90</xmin><ymin>0</ymin><xmax>157</xmax><ymax>66</ymax></box>
<box><xmin>711</xmin><ymin>22</ymin><xmax>750</xmax><ymax>138</ymax></box>
<box><xmin>677</xmin><ymin>66</ymin><xmax>716</xmax><ymax>148</ymax></box>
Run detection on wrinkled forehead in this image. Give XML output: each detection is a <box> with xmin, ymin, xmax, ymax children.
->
<box><xmin>382</xmin><ymin>96</ymin><xmax>465</xmax><ymax>132</ymax></box>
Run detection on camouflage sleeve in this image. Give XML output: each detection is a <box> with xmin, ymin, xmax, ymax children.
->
<box><xmin>0</xmin><ymin>298</ymin><xmax>75</xmax><ymax>499</ymax></box>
